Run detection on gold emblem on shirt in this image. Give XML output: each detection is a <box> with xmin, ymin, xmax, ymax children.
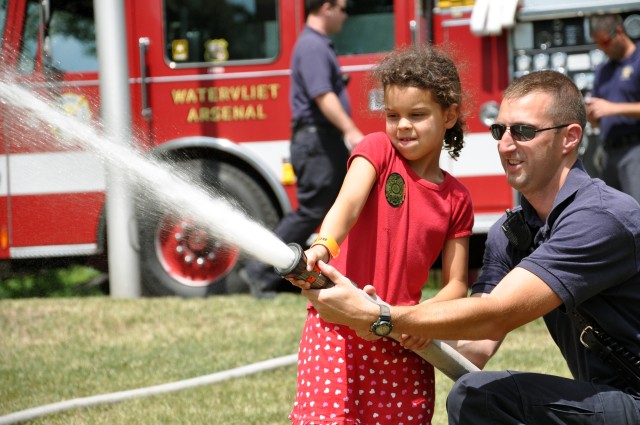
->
<box><xmin>621</xmin><ymin>65</ymin><xmax>634</xmax><ymax>81</ymax></box>
<box><xmin>385</xmin><ymin>173</ymin><xmax>405</xmax><ymax>207</ymax></box>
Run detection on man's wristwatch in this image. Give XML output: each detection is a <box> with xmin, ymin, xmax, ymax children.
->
<box><xmin>370</xmin><ymin>304</ymin><xmax>393</xmax><ymax>336</ymax></box>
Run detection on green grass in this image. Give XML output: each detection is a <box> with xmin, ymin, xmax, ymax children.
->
<box><xmin>1</xmin><ymin>289</ymin><xmax>571</xmax><ymax>424</ymax></box>
<box><xmin>1</xmin><ymin>295</ymin><xmax>306</xmax><ymax>424</ymax></box>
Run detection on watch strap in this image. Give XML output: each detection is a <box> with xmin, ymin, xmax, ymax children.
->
<box><xmin>379</xmin><ymin>303</ymin><xmax>391</xmax><ymax>320</ymax></box>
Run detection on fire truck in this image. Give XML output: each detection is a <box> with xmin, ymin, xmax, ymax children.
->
<box><xmin>0</xmin><ymin>0</ymin><xmax>638</xmax><ymax>297</ymax></box>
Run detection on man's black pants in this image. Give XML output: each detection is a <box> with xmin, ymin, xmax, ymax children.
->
<box><xmin>245</xmin><ymin>124</ymin><xmax>349</xmax><ymax>292</ymax></box>
<box><xmin>447</xmin><ymin>370</ymin><xmax>640</xmax><ymax>424</ymax></box>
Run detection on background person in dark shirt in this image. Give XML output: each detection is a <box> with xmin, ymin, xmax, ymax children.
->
<box><xmin>587</xmin><ymin>14</ymin><xmax>640</xmax><ymax>203</ymax></box>
<box><xmin>241</xmin><ymin>0</ymin><xmax>363</xmax><ymax>298</ymax></box>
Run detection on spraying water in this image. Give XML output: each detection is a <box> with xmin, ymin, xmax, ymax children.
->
<box><xmin>0</xmin><ymin>81</ymin><xmax>295</xmax><ymax>270</ymax></box>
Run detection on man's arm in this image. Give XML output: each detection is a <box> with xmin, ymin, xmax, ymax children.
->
<box><xmin>315</xmin><ymin>92</ymin><xmax>363</xmax><ymax>150</ymax></box>
<box><xmin>305</xmin><ymin>261</ymin><xmax>562</xmax><ymax>343</ymax></box>
<box><xmin>440</xmin><ymin>294</ymin><xmax>505</xmax><ymax>369</ymax></box>
<box><xmin>586</xmin><ymin>97</ymin><xmax>640</xmax><ymax>123</ymax></box>
<box><xmin>443</xmin><ymin>338</ymin><xmax>503</xmax><ymax>369</ymax></box>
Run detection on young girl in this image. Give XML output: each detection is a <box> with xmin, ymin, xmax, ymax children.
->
<box><xmin>289</xmin><ymin>45</ymin><xmax>474</xmax><ymax>424</ymax></box>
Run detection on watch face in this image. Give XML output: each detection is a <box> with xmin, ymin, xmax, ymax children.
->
<box><xmin>373</xmin><ymin>321</ymin><xmax>392</xmax><ymax>336</ymax></box>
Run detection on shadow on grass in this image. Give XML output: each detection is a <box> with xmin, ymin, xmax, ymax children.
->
<box><xmin>0</xmin><ymin>258</ymin><xmax>107</xmax><ymax>299</ymax></box>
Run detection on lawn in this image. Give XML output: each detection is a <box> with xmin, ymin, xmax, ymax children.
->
<box><xmin>1</xmin><ymin>292</ymin><xmax>571</xmax><ymax>424</ymax></box>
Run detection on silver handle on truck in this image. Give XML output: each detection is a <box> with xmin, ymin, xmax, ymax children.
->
<box><xmin>138</xmin><ymin>37</ymin><xmax>151</xmax><ymax>121</ymax></box>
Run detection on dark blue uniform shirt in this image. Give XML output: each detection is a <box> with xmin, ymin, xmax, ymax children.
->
<box><xmin>290</xmin><ymin>25</ymin><xmax>350</xmax><ymax>126</ymax></box>
<box><xmin>592</xmin><ymin>42</ymin><xmax>640</xmax><ymax>143</ymax></box>
<box><xmin>473</xmin><ymin>160</ymin><xmax>640</xmax><ymax>391</ymax></box>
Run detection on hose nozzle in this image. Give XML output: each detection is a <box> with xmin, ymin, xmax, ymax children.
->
<box><xmin>274</xmin><ymin>243</ymin><xmax>333</xmax><ymax>289</ymax></box>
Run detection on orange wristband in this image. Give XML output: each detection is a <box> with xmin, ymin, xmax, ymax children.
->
<box><xmin>311</xmin><ymin>235</ymin><xmax>340</xmax><ymax>259</ymax></box>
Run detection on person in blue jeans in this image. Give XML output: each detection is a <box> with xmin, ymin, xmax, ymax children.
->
<box><xmin>587</xmin><ymin>13</ymin><xmax>640</xmax><ymax>203</ymax></box>
<box><xmin>240</xmin><ymin>0</ymin><xmax>363</xmax><ymax>298</ymax></box>
<box><xmin>295</xmin><ymin>70</ymin><xmax>640</xmax><ymax>424</ymax></box>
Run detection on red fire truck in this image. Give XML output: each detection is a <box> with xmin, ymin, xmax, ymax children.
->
<box><xmin>1</xmin><ymin>0</ymin><xmax>637</xmax><ymax>297</ymax></box>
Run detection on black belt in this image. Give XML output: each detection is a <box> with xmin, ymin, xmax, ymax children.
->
<box><xmin>605</xmin><ymin>134</ymin><xmax>640</xmax><ymax>150</ymax></box>
<box><xmin>291</xmin><ymin>120</ymin><xmax>338</xmax><ymax>134</ymax></box>
<box><xmin>579</xmin><ymin>325</ymin><xmax>640</xmax><ymax>390</ymax></box>
<box><xmin>571</xmin><ymin>309</ymin><xmax>640</xmax><ymax>394</ymax></box>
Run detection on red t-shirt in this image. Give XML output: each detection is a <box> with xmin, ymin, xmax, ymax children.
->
<box><xmin>333</xmin><ymin>131</ymin><xmax>474</xmax><ymax>305</ymax></box>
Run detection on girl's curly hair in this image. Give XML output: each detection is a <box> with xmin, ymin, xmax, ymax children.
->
<box><xmin>371</xmin><ymin>44</ymin><xmax>466</xmax><ymax>159</ymax></box>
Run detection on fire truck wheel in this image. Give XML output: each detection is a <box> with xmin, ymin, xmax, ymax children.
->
<box><xmin>138</xmin><ymin>159</ymin><xmax>279</xmax><ymax>297</ymax></box>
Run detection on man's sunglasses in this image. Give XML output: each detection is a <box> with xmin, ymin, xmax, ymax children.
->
<box><xmin>595</xmin><ymin>28</ymin><xmax>618</xmax><ymax>48</ymax></box>
<box><xmin>490</xmin><ymin>123</ymin><xmax>570</xmax><ymax>142</ymax></box>
<box><xmin>335</xmin><ymin>4</ymin><xmax>347</xmax><ymax>13</ymax></box>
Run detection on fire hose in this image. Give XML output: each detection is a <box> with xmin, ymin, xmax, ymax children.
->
<box><xmin>275</xmin><ymin>243</ymin><xmax>480</xmax><ymax>381</ymax></box>
<box><xmin>0</xmin><ymin>354</ymin><xmax>297</xmax><ymax>425</ymax></box>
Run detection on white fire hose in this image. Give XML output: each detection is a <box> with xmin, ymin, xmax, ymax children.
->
<box><xmin>0</xmin><ymin>354</ymin><xmax>297</xmax><ymax>425</ymax></box>
<box><xmin>0</xmin><ymin>343</ymin><xmax>475</xmax><ymax>424</ymax></box>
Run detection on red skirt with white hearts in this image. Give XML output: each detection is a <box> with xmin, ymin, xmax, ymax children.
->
<box><xmin>289</xmin><ymin>308</ymin><xmax>435</xmax><ymax>424</ymax></box>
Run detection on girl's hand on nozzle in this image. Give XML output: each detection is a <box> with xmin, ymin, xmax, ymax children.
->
<box><xmin>284</xmin><ymin>245</ymin><xmax>329</xmax><ymax>290</ymax></box>
<box><xmin>305</xmin><ymin>245</ymin><xmax>330</xmax><ymax>272</ymax></box>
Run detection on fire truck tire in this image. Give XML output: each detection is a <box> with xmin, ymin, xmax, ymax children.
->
<box><xmin>138</xmin><ymin>159</ymin><xmax>280</xmax><ymax>297</ymax></box>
